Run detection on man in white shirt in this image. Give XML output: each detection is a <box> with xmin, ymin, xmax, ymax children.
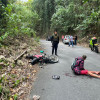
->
<box><xmin>69</xmin><ymin>35</ymin><xmax>74</xmax><ymax>47</ymax></box>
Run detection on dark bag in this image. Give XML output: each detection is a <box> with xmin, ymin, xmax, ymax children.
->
<box><xmin>71</xmin><ymin>58</ymin><xmax>83</xmax><ymax>70</ymax></box>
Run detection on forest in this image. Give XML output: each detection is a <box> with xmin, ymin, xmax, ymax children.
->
<box><xmin>0</xmin><ymin>0</ymin><xmax>100</xmax><ymax>43</ymax></box>
<box><xmin>33</xmin><ymin>0</ymin><xmax>100</xmax><ymax>38</ymax></box>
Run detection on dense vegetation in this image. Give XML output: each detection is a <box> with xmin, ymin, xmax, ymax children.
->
<box><xmin>0</xmin><ymin>0</ymin><xmax>39</xmax><ymax>46</ymax></box>
<box><xmin>0</xmin><ymin>0</ymin><xmax>100</xmax><ymax>42</ymax></box>
<box><xmin>32</xmin><ymin>0</ymin><xmax>100</xmax><ymax>37</ymax></box>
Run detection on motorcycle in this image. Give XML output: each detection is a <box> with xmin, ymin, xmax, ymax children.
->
<box><xmin>89</xmin><ymin>37</ymin><xmax>99</xmax><ymax>53</ymax></box>
<box><xmin>26</xmin><ymin>50</ymin><xmax>59</xmax><ymax>65</ymax></box>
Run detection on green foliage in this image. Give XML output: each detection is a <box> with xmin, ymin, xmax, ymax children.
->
<box><xmin>13</xmin><ymin>94</ymin><xmax>18</xmax><ymax>100</ymax></box>
<box><xmin>51</xmin><ymin>2</ymin><xmax>76</xmax><ymax>33</ymax></box>
<box><xmin>0</xmin><ymin>76</ymin><xmax>4</xmax><ymax>83</ymax></box>
<box><xmin>0</xmin><ymin>85</ymin><xmax>3</xmax><ymax>93</ymax></box>
<box><xmin>51</xmin><ymin>0</ymin><xmax>100</xmax><ymax>36</ymax></box>
<box><xmin>11</xmin><ymin>74</ymin><xmax>17</xmax><ymax>78</ymax></box>
<box><xmin>31</xmin><ymin>0</ymin><xmax>100</xmax><ymax>36</ymax></box>
<box><xmin>0</xmin><ymin>0</ymin><xmax>100</xmax><ymax>41</ymax></box>
<box><xmin>14</xmin><ymin>80</ymin><xmax>20</xmax><ymax>87</ymax></box>
<box><xmin>0</xmin><ymin>84</ymin><xmax>10</xmax><ymax>99</ymax></box>
<box><xmin>12</xmin><ymin>63</ymin><xmax>16</xmax><ymax>68</ymax></box>
<box><xmin>0</xmin><ymin>0</ymin><xmax>40</xmax><ymax>44</ymax></box>
<box><xmin>35</xmin><ymin>36</ymin><xmax>40</xmax><ymax>42</ymax></box>
<box><xmin>32</xmin><ymin>0</ymin><xmax>55</xmax><ymax>34</ymax></box>
<box><xmin>0</xmin><ymin>32</ymin><xmax>9</xmax><ymax>42</ymax></box>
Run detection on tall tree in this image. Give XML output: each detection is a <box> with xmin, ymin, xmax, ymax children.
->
<box><xmin>32</xmin><ymin>0</ymin><xmax>55</xmax><ymax>35</ymax></box>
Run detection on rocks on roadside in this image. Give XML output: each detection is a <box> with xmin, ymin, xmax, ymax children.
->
<box><xmin>6</xmin><ymin>57</ymin><xmax>14</xmax><ymax>63</ymax></box>
<box><xmin>33</xmin><ymin>95</ymin><xmax>40</xmax><ymax>100</ymax></box>
<box><xmin>0</xmin><ymin>62</ymin><xmax>6</xmax><ymax>67</ymax></box>
<box><xmin>0</xmin><ymin>37</ymin><xmax>41</xmax><ymax>100</ymax></box>
<box><xmin>0</xmin><ymin>55</ymin><xmax>5</xmax><ymax>59</ymax></box>
<box><xmin>20</xmin><ymin>43</ymin><xmax>27</xmax><ymax>49</ymax></box>
<box><xmin>7</xmin><ymin>66</ymin><xmax>12</xmax><ymax>72</ymax></box>
<box><xmin>17</xmin><ymin>60</ymin><xmax>25</xmax><ymax>66</ymax></box>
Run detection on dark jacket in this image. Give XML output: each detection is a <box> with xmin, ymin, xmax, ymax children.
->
<box><xmin>75</xmin><ymin>36</ymin><xmax>77</xmax><ymax>40</ymax></box>
<box><xmin>51</xmin><ymin>34</ymin><xmax>59</xmax><ymax>45</ymax></box>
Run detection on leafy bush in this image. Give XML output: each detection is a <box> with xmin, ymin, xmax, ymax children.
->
<box><xmin>0</xmin><ymin>1</ymin><xmax>40</xmax><ymax>44</ymax></box>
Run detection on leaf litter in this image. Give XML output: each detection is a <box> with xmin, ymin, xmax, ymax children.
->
<box><xmin>0</xmin><ymin>36</ymin><xmax>42</xmax><ymax>100</ymax></box>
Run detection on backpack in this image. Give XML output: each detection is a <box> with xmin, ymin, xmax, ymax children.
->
<box><xmin>53</xmin><ymin>34</ymin><xmax>59</xmax><ymax>42</ymax></box>
<box><xmin>71</xmin><ymin>57</ymin><xmax>83</xmax><ymax>70</ymax></box>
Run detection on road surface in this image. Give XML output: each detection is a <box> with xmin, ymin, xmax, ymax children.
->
<box><xmin>29</xmin><ymin>40</ymin><xmax>100</xmax><ymax>100</ymax></box>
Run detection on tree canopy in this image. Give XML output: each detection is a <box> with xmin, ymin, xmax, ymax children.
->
<box><xmin>0</xmin><ymin>0</ymin><xmax>100</xmax><ymax>43</ymax></box>
<box><xmin>32</xmin><ymin>0</ymin><xmax>100</xmax><ymax>37</ymax></box>
<box><xmin>0</xmin><ymin>0</ymin><xmax>39</xmax><ymax>45</ymax></box>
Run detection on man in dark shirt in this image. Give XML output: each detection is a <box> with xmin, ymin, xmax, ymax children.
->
<box><xmin>51</xmin><ymin>30</ymin><xmax>59</xmax><ymax>56</ymax></box>
<box><xmin>74</xmin><ymin>35</ymin><xmax>77</xmax><ymax>45</ymax></box>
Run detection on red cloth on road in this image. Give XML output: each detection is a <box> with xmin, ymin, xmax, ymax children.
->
<box><xmin>80</xmin><ymin>70</ymin><xmax>88</xmax><ymax>75</ymax></box>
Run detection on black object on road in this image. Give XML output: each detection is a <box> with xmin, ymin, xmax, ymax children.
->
<box><xmin>52</xmin><ymin>75</ymin><xmax>60</xmax><ymax>80</ymax></box>
<box><xmin>26</xmin><ymin>52</ymin><xmax>59</xmax><ymax>65</ymax></box>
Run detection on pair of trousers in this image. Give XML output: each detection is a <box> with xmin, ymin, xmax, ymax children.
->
<box><xmin>52</xmin><ymin>44</ymin><xmax>58</xmax><ymax>55</ymax></box>
<box><xmin>74</xmin><ymin>40</ymin><xmax>77</xmax><ymax>45</ymax></box>
<box><xmin>69</xmin><ymin>41</ymin><xmax>74</xmax><ymax>47</ymax></box>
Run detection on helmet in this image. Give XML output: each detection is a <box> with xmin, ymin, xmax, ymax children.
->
<box><xmin>92</xmin><ymin>37</ymin><xmax>97</xmax><ymax>40</ymax></box>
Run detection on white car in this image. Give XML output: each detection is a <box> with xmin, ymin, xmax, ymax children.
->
<box><xmin>63</xmin><ymin>35</ymin><xmax>70</xmax><ymax>44</ymax></box>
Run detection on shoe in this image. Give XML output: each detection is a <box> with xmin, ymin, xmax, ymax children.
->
<box><xmin>97</xmin><ymin>72</ymin><xmax>100</xmax><ymax>75</ymax></box>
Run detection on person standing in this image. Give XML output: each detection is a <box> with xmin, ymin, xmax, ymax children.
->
<box><xmin>69</xmin><ymin>35</ymin><xmax>74</xmax><ymax>47</ymax></box>
<box><xmin>62</xmin><ymin>35</ymin><xmax>64</xmax><ymax>42</ymax></box>
<box><xmin>51</xmin><ymin>30</ymin><xmax>59</xmax><ymax>56</ymax></box>
<box><xmin>68</xmin><ymin>35</ymin><xmax>71</xmax><ymax>46</ymax></box>
<box><xmin>74</xmin><ymin>35</ymin><xmax>77</xmax><ymax>45</ymax></box>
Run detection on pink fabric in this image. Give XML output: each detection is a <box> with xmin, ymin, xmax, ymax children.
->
<box><xmin>75</xmin><ymin>57</ymin><xmax>84</xmax><ymax>70</ymax></box>
<box><xmin>34</xmin><ymin>55</ymin><xmax>42</xmax><ymax>58</ymax></box>
<box><xmin>80</xmin><ymin>70</ymin><xmax>88</xmax><ymax>75</ymax></box>
<box><xmin>62</xmin><ymin>35</ymin><xmax>64</xmax><ymax>39</ymax></box>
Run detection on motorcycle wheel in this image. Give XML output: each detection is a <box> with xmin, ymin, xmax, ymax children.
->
<box><xmin>95</xmin><ymin>46</ymin><xmax>99</xmax><ymax>53</ymax></box>
<box><xmin>47</xmin><ymin>55</ymin><xmax>59</xmax><ymax>63</ymax></box>
<box><xmin>91</xmin><ymin>46</ymin><xmax>94</xmax><ymax>51</ymax></box>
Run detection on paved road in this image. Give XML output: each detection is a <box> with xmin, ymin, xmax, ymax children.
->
<box><xmin>29</xmin><ymin>40</ymin><xmax>100</xmax><ymax>100</ymax></box>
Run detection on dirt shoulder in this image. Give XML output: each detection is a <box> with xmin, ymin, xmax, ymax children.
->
<box><xmin>0</xmin><ymin>37</ymin><xmax>42</xmax><ymax>100</ymax></box>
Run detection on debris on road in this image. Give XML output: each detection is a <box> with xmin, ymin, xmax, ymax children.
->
<box><xmin>52</xmin><ymin>75</ymin><xmax>60</xmax><ymax>80</ymax></box>
<box><xmin>33</xmin><ymin>95</ymin><xmax>40</xmax><ymax>100</ymax></box>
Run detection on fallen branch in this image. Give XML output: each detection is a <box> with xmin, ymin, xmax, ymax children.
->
<box><xmin>14</xmin><ymin>50</ymin><xmax>27</xmax><ymax>63</ymax></box>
